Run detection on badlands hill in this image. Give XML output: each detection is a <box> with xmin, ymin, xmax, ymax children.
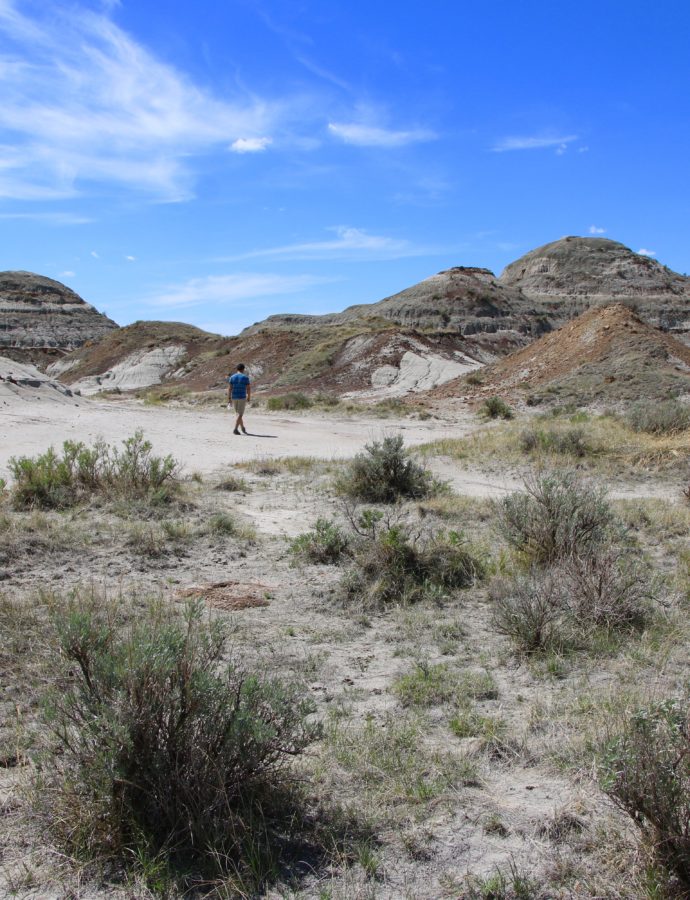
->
<box><xmin>7</xmin><ymin>236</ymin><xmax>690</xmax><ymax>402</ymax></box>
<box><xmin>500</xmin><ymin>236</ymin><xmax>690</xmax><ymax>339</ymax></box>
<box><xmin>0</xmin><ymin>271</ymin><xmax>117</xmax><ymax>366</ymax></box>
<box><xmin>439</xmin><ymin>304</ymin><xmax>690</xmax><ymax>406</ymax></box>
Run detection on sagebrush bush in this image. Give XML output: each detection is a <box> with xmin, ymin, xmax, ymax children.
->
<box><xmin>336</xmin><ymin>435</ymin><xmax>438</xmax><ymax>503</ymax></box>
<box><xmin>341</xmin><ymin>524</ymin><xmax>483</xmax><ymax>608</ymax></box>
<box><xmin>494</xmin><ymin>471</ymin><xmax>615</xmax><ymax>566</ymax></box>
<box><xmin>289</xmin><ymin>517</ymin><xmax>351</xmax><ymax>565</ymax></box>
<box><xmin>9</xmin><ymin>431</ymin><xmax>178</xmax><ymax>510</ymax></box>
<box><xmin>600</xmin><ymin>699</ymin><xmax>690</xmax><ymax>890</ymax></box>
<box><xmin>266</xmin><ymin>392</ymin><xmax>312</xmax><ymax>411</ymax></box>
<box><xmin>480</xmin><ymin>396</ymin><xmax>513</xmax><ymax>420</ymax></box>
<box><xmin>626</xmin><ymin>399</ymin><xmax>690</xmax><ymax>435</ymax></box>
<box><xmin>489</xmin><ymin>545</ymin><xmax>655</xmax><ymax>653</ymax></box>
<box><xmin>39</xmin><ymin>599</ymin><xmax>318</xmax><ymax>885</ymax></box>
<box><xmin>518</xmin><ymin>426</ymin><xmax>589</xmax><ymax>458</ymax></box>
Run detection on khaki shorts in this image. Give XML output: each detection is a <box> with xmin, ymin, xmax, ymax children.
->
<box><xmin>232</xmin><ymin>398</ymin><xmax>247</xmax><ymax>415</ymax></box>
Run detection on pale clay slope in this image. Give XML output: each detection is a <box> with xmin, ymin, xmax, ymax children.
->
<box><xmin>47</xmin><ymin>344</ymin><xmax>188</xmax><ymax>395</ymax></box>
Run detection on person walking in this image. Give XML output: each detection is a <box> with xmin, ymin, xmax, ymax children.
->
<box><xmin>227</xmin><ymin>364</ymin><xmax>251</xmax><ymax>435</ymax></box>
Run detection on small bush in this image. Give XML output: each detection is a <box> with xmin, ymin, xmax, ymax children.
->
<box><xmin>266</xmin><ymin>392</ymin><xmax>312</xmax><ymax>411</ymax></box>
<box><xmin>336</xmin><ymin>435</ymin><xmax>438</xmax><ymax>503</ymax></box>
<box><xmin>9</xmin><ymin>431</ymin><xmax>178</xmax><ymax>510</ymax></box>
<box><xmin>342</xmin><ymin>525</ymin><xmax>483</xmax><ymax>608</ymax></box>
<box><xmin>480</xmin><ymin>396</ymin><xmax>513</xmax><ymax>419</ymax></box>
<box><xmin>40</xmin><ymin>599</ymin><xmax>318</xmax><ymax>885</ymax></box>
<box><xmin>600</xmin><ymin>699</ymin><xmax>690</xmax><ymax>890</ymax></box>
<box><xmin>626</xmin><ymin>399</ymin><xmax>690</xmax><ymax>435</ymax></box>
<box><xmin>494</xmin><ymin>471</ymin><xmax>615</xmax><ymax>566</ymax></box>
<box><xmin>518</xmin><ymin>426</ymin><xmax>589</xmax><ymax>458</ymax></box>
<box><xmin>214</xmin><ymin>475</ymin><xmax>249</xmax><ymax>492</ymax></box>
<box><xmin>289</xmin><ymin>518</ymin><xmax>350</xmax><ymax>565</ymax></box>
<box><xmin>489</xmin><ymin>546</ymin><xmax>655</xmax><ymax>653</ymax></box>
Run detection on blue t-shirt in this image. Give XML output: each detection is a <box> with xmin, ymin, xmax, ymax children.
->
<box><xmin>228</xmin><ymin>372</ymin><xmax>250</xmax><ymax>399</ymax></box>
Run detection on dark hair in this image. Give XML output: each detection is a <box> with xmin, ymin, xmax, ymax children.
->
<box><xmin>236</xmin><ymin>363</ymin><xmax>246</xmax><ymax>372</ymax></box>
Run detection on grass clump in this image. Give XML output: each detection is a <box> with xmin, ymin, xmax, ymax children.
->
<box><xmin>626</xmin><ymin>398</ymin><xmax>690</xmax><ymax>435</ymax></box>
<box><xmin>39</xmin><ymin>598</ymin><xmax>319</xmax><ymax>889</ymax></box>
<box><xmin>336</xmin><ymin>435</ymin><xmax>439</xmax><ymax>503</ymax></box>
<box><xmin>480</xmin><ymin>396</ymin><xmax>513</xmax><ymax>420</ymax></box>
<box><xmin>599</xmin><ymin>698</ymin><xmax>690</xmax><ymax>892</ymax></box>
<box><xmin>289</xmin><ymin>517</ymin><xmax>351</xmax><ymax>565</ymax></box>
<box><xmin>9</xmin><ymin>430</ymin><xmax>178</xmax><ymax>510</ymax></box>
<box><xmin>342</xmin><ymin>522</ymin><xmax>484</xmax><ymax>608</ymax></box>
<box><xmin>518</xmin><ymin>425</ymin><xmax>589</xmax><ymax>458</ymax></box>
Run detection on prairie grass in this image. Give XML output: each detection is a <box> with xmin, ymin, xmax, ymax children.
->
<box><xmin>422</xmin><ymin>413</ymin><xmax>690</xmax><ymax>475</ymax></box>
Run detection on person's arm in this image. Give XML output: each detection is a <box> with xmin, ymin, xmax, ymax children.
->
<box><xmin>246</xmin><ymin>380</ymin><xmax>251</xmax><ymax>402</ymax></box>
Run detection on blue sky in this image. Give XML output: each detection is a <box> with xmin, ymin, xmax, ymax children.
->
<box><xmin>1</xmin><ymin>0</ymin><xmax>688</xmax><ymax>335</ymax></box>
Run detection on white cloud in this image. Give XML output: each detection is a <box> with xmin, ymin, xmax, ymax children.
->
<box><xmin>0</xmin><ymin>210</ymin><xmax>92</xmax><ymax>223</ymax></box>
<box><xmin>492</xmin><ymin>134</ymin><xmax>578</xmax><ymax>153</ymax></box>
<box><xmin>222</xmin><ymin>226</ymin><xmax>426</xmax><ymax>262</ymax></box>
<box><xmin>328</xmin><ymin>122</ymin><xmax>436</xmax><ymax>147</ymax></box>
<box><xmin>0</xmin><ymin>1</ymin><xmax>279</xmax><ymax>201</ymax></box>
<box><xmin>638</xmin><ymin>248</ymin><xmax>656</xmax><ymax>257</ymax></box>
<box><xmin>90</xmin><ymin>250</ymin><xmax>100</xmax><ymax>258</ymax></box>
<box><xmin>125</xmin><ymin>255</ymin><xmax>136</xmax><ymax>261</ymax></box>
<box><xmin>589</xmin><ymin>225</ymin><xmax>606</xmax><ymax>234</ymax></box>
<box><xmin>149</xmin><ymin>272</ymin><xmax>333</xmax><ymax>309</ymax></box>
<box><xmin>230</xmin><ymin>136</ymin><xmax>273</xmax><ymax>154</ymax></box>
<box><xmin>60</xmin><ymin>270</ymin><xmax>75</xmax><ymax>277</ymax></box>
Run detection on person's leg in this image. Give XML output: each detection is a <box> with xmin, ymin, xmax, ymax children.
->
<box><xmin>233</xmin><ymin>399</ymin><xmax>246</xmax><ymax>434</ymax></box>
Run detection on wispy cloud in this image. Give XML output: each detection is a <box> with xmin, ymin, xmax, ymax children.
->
<box><xmin>148</xmin><ymin>273</ymin><xmax>334</xmax><ymax>309</ymax></box>
<box><xmin>220</xmin><ymin>226</ymin><xmax>430</xmax><ymax>262</ymax></box>
<box><xmin>589</xmin><ymin>225</ymin><xmax>606</xmax><ymax>234</ymax></box>
<box><xmin>638</xmin><ymin>248</ymin><xmax>656</xmax><ymax>257</ymax></box>
<box><xmin>328</xmin><ymin>122</ymin><xmax>436</xmax><ymax>147</ymax></box>
<box><xmin>0</xmin><ymin>0</ymin><xmax>279</xmax><ymax>201</ymax></box>
<box><xmin>0</xmin><ymin>210</ymin><xmax>92</xmax><ymax>224</ymax></box>
<box><xmin>492</xmin><ymin>134</ymin><xmax>578</xmax><ymax>153</ymax></box>
<box><xmin>230</xmin><ymin>137</ymin><xmax>272</xmax><ymax>154</ymax></box>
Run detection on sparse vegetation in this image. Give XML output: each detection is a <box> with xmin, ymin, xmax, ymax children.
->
<box><xmin>266</xmin><ymin>392</ymin><xmax>312</xmax><ymax>411</ymax></box>
<box><xmin>8</xmin><ymin>431</ymin><xmax>178</xmax><ymax>510</ymax></box>
<box><xmin>39</xmin><ymin>597</ymin><xmax>319</xmax><ymax>889</ymax></box>
<box><xmin>626</xmin><ymin>398</ymin><xmax>690</xmax><ymax>435</ymax></box>
<box><xmin>336</xmin><ymin>435</ymin><xmax>439</xmax><ymax>503</ymax></box>
<box><xmin>599</xmin><ymin>698</ymin><xmax>690</xmax><ymax>891</ymax></box>
<box><xmin>289</xmin><ymin>517</ymin><xmax>351</xmax><ymax>565</ymax></box>
<box><xmin>480</xmin><ymin>396</ymin><xmax>513</xmax><ymax>419</ymax></box>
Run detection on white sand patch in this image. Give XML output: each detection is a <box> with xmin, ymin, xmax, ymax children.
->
<box><xmin>367</xmin><ymin>349</ymin><xmax>482</xmax><ymax>398</ymax></box>
<box><xmin>71</xmin><ymin>344</ymin><xmax>187</xmax><ymax>395</ymax></box>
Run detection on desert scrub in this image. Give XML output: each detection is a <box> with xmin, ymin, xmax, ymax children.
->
<box><xmin>38</xmin><ymin>598</ymin><xmax>319</xmax><ymax>889</ymax></box>
<box><xmin>394</xmin><ymin>663</ymin><xmax>498</xmax><ymax>708</ymax></box>
<box><xmin>494</xmin><ymin>470</ymin><xmax>616</xmax><ymax>567</ymax></box>
<box><xmin>8</xmin><ymin>430</ymin><xmax>178</xmax><ymax>510</ymax></box>
<box><xmin>489</xmin><ymin>546</ymin><xmax>656</xmax><ymax>653</ymax></box>
<box><xmin>518</xmin><ymin>425</ymin><xmax>589</xmax><ymax>458</ymax></box>
<box><xmin>289</xmin><ymin>517</ymin><xmax>351</xmax><ymax>565</ymax></box>
<box><xmin>480</xmin><ymin>396</ymin><xmax>513</xmax><ymax>419</ymax></box>
<box><xmin>341</xmin><ymin>524</ymin><xmax>484</xmax><ymax>608</ymax></box>
<box><xmin>626</xmin><ymin>398</ymin><xmax>690</xmax><ymax>435</ymax></box>
<box><xmin>336</xmin><ymin>435</ymin><xmax>440</xmax><ymax>503</ymax></box>
<box><xmin>266</xmin><ymin>392</ymin><xmax>312</xmax><ymax>411</ymax></box>
<box><xmin>599</xmin><ymin>698</ymin><xmax>690</xmax><ymax>892</ymax></box>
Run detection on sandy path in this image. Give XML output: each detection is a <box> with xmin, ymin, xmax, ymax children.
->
<box><xmin>0</xmin><ymin>387</ymin><xmax>472</xmax><ymax>481</ymax></box>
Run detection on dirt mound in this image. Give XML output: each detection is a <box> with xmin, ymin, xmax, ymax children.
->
<box><xmin>500</xmin><ymin>237</ymin><xmax>690</xmax><ymax>341</ymax></box>
<box><xmin>439</xmin><ymin>304</ymin><xmax>690</xmax><ymax>406</ymax></box>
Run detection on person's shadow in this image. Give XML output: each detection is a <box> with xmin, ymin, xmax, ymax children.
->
<box><xmin>242</xmin><ymin>432</ymin><xmax>278</xmax><ymax>438</ymax></box>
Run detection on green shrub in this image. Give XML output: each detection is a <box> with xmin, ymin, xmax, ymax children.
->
<box><xmin>336</xmin><ymin>435</ymin><xmax>438</xmax><ymax>503</ymax></box>
<box><xmin>494</xmin><ymin>471</ymin><xmax>615</xmax><ymax>566</ymax></box>
<box><xmin>266</xmin><ymin>392</ymin><xmax>312</xmax><ymax>411</ymax></box>
<box><xmin>40</xmin><ymin>599</ymin><xmax>318</xmax><ymax>886</ymax></box>
<box><xmin>626</xmin><ymin>399</ymin><xmax>690</xmax><ymax>435</ymax></box>
<box><xmin>480</xmin><ymin>396</ymin><xmax>513</xmax><ymax>419</ymax></box>
<box><xmin>342</xmin><ymin>525</ymin><xmax>483</xmax><ymax>608</ymax></box>
<box><xmin>600</xmin><ymin>699</ymin><xmax>690</xmax><ymax>890</ymax></box>
<box><xmin>289</xmin><ymin>517</ymin><xmax>350</xmax><ymax>565</ymax></box>
<box><xmin>9</xmin><ymin>431</ymin><xmax>178</xmax><ymax>510</ymax></box>
<box><xmin>214</xmin><ymin>475</ymin><xmax>249</xmax><ymax>492</ymax></box>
